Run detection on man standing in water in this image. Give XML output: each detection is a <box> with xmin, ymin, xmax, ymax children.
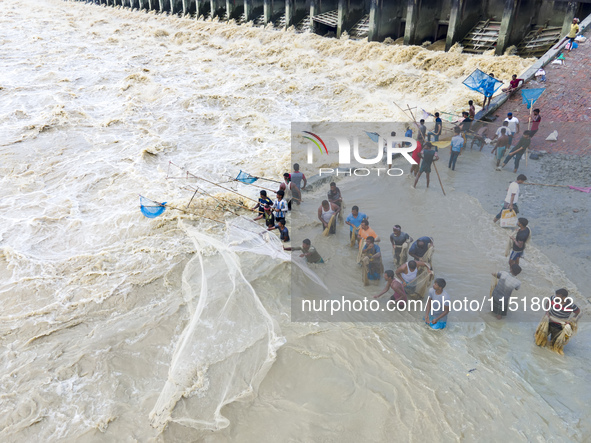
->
<box><xmin>290</xmin><ymin>163</ymin><xmax>307</xmax><ymax>203</ymax></box>
<box><xmin>358</xmin><ymin>219</ymin><xmax>379</xmax><ymax>245</ymax></box>
<box><xmin>361</xmin><ymin>236</ymin><xmax>383</xmax><ymax>285</ymax></box>
<box><xmin>509</xmin><ymin>218</ymin><xmax>530</xmax><ymax>267</ymax></box>
<box><xmin>327</xmin><ymin>182</ymin><xmax>343</xmax><ymax>210</ymax></box>
<box><xmin>268</xmin><ymin>219</ymin><xmax>290</xmax><ymax>242</ymax></box>
<box><xmin>542</xmin><ymin>288</ymin><xmax>581</xmax><ymax>349</ymax></box>
<box><xmin>396</xmin><ymin>260</ymin><xmax>432</xmax><ymax>296</ymax></box>
<box><xmin>374</xmin><ymin>270</ymin><xmax>407</xmax><ymax>308</ymax></box>
<box><xmin>448</xmin><ymin>127</ymin><xmax>463</xmax><ymax>171</ymax></box>
<box><xmin>490</xmin><ymin>264</ymin><xmax>522</xmax><ymax>320</ymax></box>
<box><xmin>345</xmin><ymin>205</ymin><xmax>367</xmax><ymax>246</ymax></box>
<box><xmin>425</xmin><ymin>278</ymin><xmax>450</xmax><ymax>329</ymax></box>
<box><xmin>390</xmin><ymin>225</ymin><xmax>413</xmax><ymax>266</ymax></box>
<box><xmin>493</xmin><ymin>174</ymin><xmax>527</xmax><ymax>223</ymax></box>
<box><xmin>285</xmin><ymin>239</ymin><xmax>324</xmax><ymax>263</ymax></box>
<box><xmin>317</xmin><ymin>200</ymin><xmax>340</xmax><ymax>233</ymax></box>
<box><xmin>409</xmin><ymin>236</ymin><xmax>433</xmax><ymax>261</ymax></box>
<box><xmin>272</xmin><ymin>190</ymin><xmax>288</xmax><ymax>224</ymax></box>
<box><xmin>413</xmin><ymin>142</ymin><xmax>438</xmax><ymax>189</ymax></box>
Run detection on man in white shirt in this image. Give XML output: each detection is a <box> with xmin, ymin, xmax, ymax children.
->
<box><xmin>493</xmin><ymin>174</ymin><xmax>527</xmax><ymax>223</ymax></box>
<box><xmin>272</xmin><ymin>190</ymin><xmax>288</xmax><ymax>224</ymax></box>
<box><xmin>424</xmin><ymin>278</ymin><xmax>450</xmax><ymax>329</ymax></box>
<box><xmin>504</xmin><ymin>112</ymin><xmax>520</xmax><ymax>146</ymax></box>
<box><xmin>494</xmin><ymin>121</ymin><xmax>512</xmax><ymax>139</ymax></box>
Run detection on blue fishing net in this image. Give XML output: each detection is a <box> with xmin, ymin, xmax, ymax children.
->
<box><xmin>521</xmin><ymin>88</ymin><xmax>545</xmax><ymax>108</ymax></box>
<box><xmin>463</xmin><ymin>69</ymin><xmax>503</xmax><ymax>97</ymax></box>
<box><xmin>140</xmin><ymin>195</ymin><xmax>166</xmax><ymax>218</ymax></box>
<box><xmin>236</xmin><ymin>170</ymin><xmax>258</xmax><ymax>184</ymax></box>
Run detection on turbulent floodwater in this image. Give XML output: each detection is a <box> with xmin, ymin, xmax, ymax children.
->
<box><xmin>0</xmin><ymin>0</ymin><xmax>589</xmax><ymax>441</ymax></box>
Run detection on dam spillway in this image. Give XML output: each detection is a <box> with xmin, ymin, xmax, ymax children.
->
<box><xmin>79</xmin><ymin>1</ymin><xmax>589</xmax><ymax>56</ymax></box>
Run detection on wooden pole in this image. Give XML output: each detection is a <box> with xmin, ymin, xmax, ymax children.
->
<box><xmin>398</xmin><ymin>102</ymin><xmax>447</xmax><ymax>197</ymax></box>
<box><xmin>432</xmin><ymin>162</ymin><xmax>446</xmax><ymax>196</ymax></box>
<box><xmin>167</xmin><ymin>161</ymin><xmax>258</xmax><ymax>203</ymax></box>
<box><xmin>224</xmin><ymin>174</ymin><xmax>277</xmax><ymax>193</ymax></box>
<box><xmin>186</xmin><ymin>171</ymin><xmax>258</xmax><ymax>203</ymax></box>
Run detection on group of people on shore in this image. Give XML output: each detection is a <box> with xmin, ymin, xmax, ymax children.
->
<box><xmin>409</xmin><ymin>100</ymin><xmax>541</xmax><ymax>188</ymax></box>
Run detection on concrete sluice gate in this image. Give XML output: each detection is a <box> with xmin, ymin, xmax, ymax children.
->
<box><xmin>84</xmin><ymin>0</ymin><xmax>591</xmax><ymax>57</ymax></box>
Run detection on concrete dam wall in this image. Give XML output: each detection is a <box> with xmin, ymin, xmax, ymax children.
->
<box><xmin>79</xmin><ymin>0</ymin><xmax>591</xmax><ymax>56</ymax></box>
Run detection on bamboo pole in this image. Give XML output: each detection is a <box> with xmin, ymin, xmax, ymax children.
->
<box><xmin>395</xmin><ymin>101</ymin><xmax>447</xmax><ymax>196</ymax></box>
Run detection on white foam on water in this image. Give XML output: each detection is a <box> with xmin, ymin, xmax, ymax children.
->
<box><xmin>0</xmin><ymin>0</ymin><xmax>589</xmax><ymax>440</ymax></box>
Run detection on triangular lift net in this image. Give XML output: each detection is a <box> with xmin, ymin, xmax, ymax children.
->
<box><xmin>521</xmin><ymin>88</ymin><xmax>545</xmax><ymax>109</ymax></box>
<box><xmin>462</xmin><ymin>69</ymin><xmax>503</xmax><ymax>97</ymax></box>
<box><xmin>235</xmin><ymin>170</ymin><xmax>258</xmax><ymax>184</ymax></box>
<box><xmin>140</xmin><ymin>195</ymin><xmax>167</xmax><ymax>218</ymax></box>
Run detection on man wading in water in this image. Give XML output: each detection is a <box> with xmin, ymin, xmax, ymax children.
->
<box><xmin>413</xmin><ymin>142</ymin><xmax>438</xmax><ymax>189</ymax></box>
<box><xmin>509</xmin><ymin>217</ymin><xmax>530</xmax><ymax>267</ymax></box>
<box><xmin>374</xmin><ymin>270</ymin><xmax>407</xmax><ymax>308</ymax></box>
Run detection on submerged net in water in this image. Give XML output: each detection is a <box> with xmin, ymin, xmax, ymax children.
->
<box><xmin>149</xmin><ymin>217</ymin><xmax>286</xmax><ymax>432</ymax></box>
<box><xmin>149</xmin><ymin>217</ymin><xmax>327</xmax><ymax>432</ymax></box>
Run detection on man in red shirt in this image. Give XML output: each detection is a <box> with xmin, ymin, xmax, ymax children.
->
<box><xmin>502</xmin><ymin>74</ymin><xmax>524</xmax><ymax>93</ymax></box>
<box><xmin>530</xmin><ymin>109</ymin><xmax>541</xmax><ymax>137</ymax></box>
<box><xmin>410</xmin><ymin>139</ymin><xmax>422</xmax><ymax>177</ymax></box>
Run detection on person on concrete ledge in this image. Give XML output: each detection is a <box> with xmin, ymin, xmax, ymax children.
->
<box><xmin>502</xmin><ymin>74</ymin><xmax>524</xmax><ymax>94</ymax></box>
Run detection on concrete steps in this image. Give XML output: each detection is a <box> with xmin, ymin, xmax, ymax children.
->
<box><xmin>312</xmin><ymin>10</ymin><xmax>338</xmax><ymax>28</ymax></box>
<box><xmin>254</xmin><ymin>14</ymin><xmax>265</xmax><ymax>26</ymax></box>
<box><xmin>349</xmin><ymin>14</ymin><xmax>370</xmax><ymax>39</ymax></box>
<box><xmin>517</xmin><ymin>26</ymin><xmax>562</xmax><ymax>57</ymax></box>
<box><xmin>296</xmin><ymin>15</ymin><xmax>311</xmax><ymax>33</ymax></box>
<box><xmin>461</xmin><ymin>20</ymin><xmax>501</xmax><ymax>54</ymax></box>
<box><xmin>274</xmin><ymin>14</ymin><xmax>286</xmax><ymax>29</ymax></box>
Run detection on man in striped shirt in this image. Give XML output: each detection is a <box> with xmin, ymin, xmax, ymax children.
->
<box><xmin>490</xmin><ymin>264</ymin><xmax>521</xmax><ymax>319</ymax></box>
<box><xmin>546</xmin><ymin>288</ymin><xmax>581</xmax><ymax>347</ymax></box>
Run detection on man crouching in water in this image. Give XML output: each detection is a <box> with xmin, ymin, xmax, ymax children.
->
<box><xmin>374</xmin><ymin>270</ymin><xmax>407</xmax><ymax>309</ymax></box>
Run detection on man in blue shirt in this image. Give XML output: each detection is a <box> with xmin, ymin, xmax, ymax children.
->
<box><xmin>361</xmin><ymin>236</ymin><xmax>383</xmax><ymax>285</ymax></box>
<box><xmin>404</xmin><ymin>124</ymin><xmax>413</xmax><ymax>138</ymax></box>
<box><xmin>448</xmin><ymin>126</ymin><xmax>463</xmax><ymax>171</ymax></box>
<box><xmin>409</xmin><ymin>236</ymin><xmax>433</xmax><ymax>261</ymax></box>
<box><xmin>345</xmin><ymin>205</ymin><xmax>367</xmax><ymax>246</ymax></box>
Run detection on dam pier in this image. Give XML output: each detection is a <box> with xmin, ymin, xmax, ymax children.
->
<box><xmin>82</xmin><ymin>1</ymin><xmax>590</xmax><ymax>56</ymax></box>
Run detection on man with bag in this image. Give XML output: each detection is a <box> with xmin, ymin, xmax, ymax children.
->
<box><xmin>493</xmin><ymin>174</ymin><xmax>527</xmax><ymax>223</ymax></box>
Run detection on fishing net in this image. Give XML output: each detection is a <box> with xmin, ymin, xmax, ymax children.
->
<box><xmin>149</xmin><ymin>217</ymin><xmax>329</xmax><ymax>433</ymax></box>
<box><xmin>235</xmin><ymin>170</ymin><xmax>258</xmax><ymax>184</ymax></box>
<box><xmin>521</xmin><ymin>88</ymin><xmax>545</xmax><ymax>108</ymax></box>
<box><xmin>393</xmin><ymin>241</ymin><xmax>410</xmax><ymax>267</ymax></box>
<box><xmin>534</xmin><ymin>315</ymin><xmax>549</xmax><ymax>347</ymax></box>
<box><xmin>406</xmin><ymin>269</ymin><xmax>434</xmax><ymax>299</ymax></box>
<box><xmin>149</xmin><ymin>217</ymin><xmax>285</xmax><ymax>432</ymax></box>
<box><xmin>550</xmin><ymin>321</ymin><xmax>578</xmax><ymax>355</ymax></box>
<box><xmin>322</xmin><ymin>213</ymin><xmax>337</xmax><ymax>236</ymax></box>
<box><xmin>140</xmin><ymin>195</ymin><xmax>166</xmax><ymax>218</ymax></box>
<box><xmin>462</xmin><ymin>69</ymin><xmax>503</xmax><ymax>97</ymax></box>
<box><xmin>361</xmin><ymin>254</ymin><xmax>384</xmax><ymax>286</ymax></box>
